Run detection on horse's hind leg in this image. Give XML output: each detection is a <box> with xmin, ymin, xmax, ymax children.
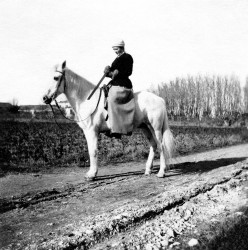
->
<box><xmin>144</xmin><ymin>127</ymin><xmax>167</xmax><ymax>177</ymax></box>
<box><xmin>142</xmin><ymin>126</ymin><xmax>157</xmax><ymax>175</ymax></box>
<box><xmin>154</xmin><ymin>129</ymin><xmax>168</xmax><ymax>178</ymax></box>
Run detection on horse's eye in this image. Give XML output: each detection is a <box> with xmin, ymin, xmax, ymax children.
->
<box><xmin>54</xmin><ymin>76</ymin><xmax>59</xmax><ymax>81</ymax></box>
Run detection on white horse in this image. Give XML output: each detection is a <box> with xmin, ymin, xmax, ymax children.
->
<box><xmin>43</xmin><ymin>61</ymin><xmax>175</xmax><ymax>179</ymax></box>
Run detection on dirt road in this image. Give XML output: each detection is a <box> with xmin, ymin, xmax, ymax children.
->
<box><xmin>1</xmin><ymin>144</ymin><xmax>248</xmax><ymax>249</ymax></box>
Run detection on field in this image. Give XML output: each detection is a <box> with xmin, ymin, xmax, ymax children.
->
<box><xmin>1</xmin><ymin>121</ymin><xmax>248</xmax><ymax>174</ymax></box>
<box><xmin>0</xmin><ymin>121</ymin><xmax>248</xmax><ymax>249</ymax></box>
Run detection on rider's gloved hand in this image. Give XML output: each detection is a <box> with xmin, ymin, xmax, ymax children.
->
<box><xmin>111</xmin><ymin>69</ymin><xmax>119</xmax><ymax>79</ymax></box>
<box><xmin>104</xmin><ymin>66</ymin><xmax>111</xmax><ymax>74</ymax></box>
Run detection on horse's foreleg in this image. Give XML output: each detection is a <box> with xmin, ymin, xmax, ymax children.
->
<box><xmin>142</xmin><ymin>127</ymin><xmax>157</xmax><ymax>175</ymax></box>
<box><xmin>84</xmin><ymin>130</ymin><xmax>98</xmax><ymax>180</ymax></box>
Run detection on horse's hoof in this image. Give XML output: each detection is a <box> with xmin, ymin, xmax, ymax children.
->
<box><xmin>144</xmin><ymin>171</ymin><xmax>151</xmax><ymax>176</ymax></box>
<box><xmin>85</xmin><ymin>177</ymin><xmax>95</xmax><ymax>181</ymax></box>
<box><xmin>157</xmin><ymin>172</ymin><xmax>165</xmax><ymax>178</ymax></box>
<box><xmin>85</xmin><ymin>175</ymin><xmax>96</xmax><ymax>181</ymax></box>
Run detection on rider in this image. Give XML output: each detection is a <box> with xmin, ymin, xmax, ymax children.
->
<box><xmin>104</xmin><ymin>40</ymin><xmax>135</xmax><ymax>138</ymax></box>
<box><xmin>104</xmin><ymin>40</ymin><xmax>133</xmax><ymax>89</ymax></box>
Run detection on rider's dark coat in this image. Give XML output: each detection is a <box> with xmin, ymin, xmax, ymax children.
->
<box><xmin>108</xmin><ymin>52</ymin><xmax>133</xmax><ymax>89</ymax></box>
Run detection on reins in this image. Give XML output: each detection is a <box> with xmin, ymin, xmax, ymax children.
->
<box><xmin>49</xmin><ymin>70</ymin><xmax>103</xmax><ymax>129</ymax></box>
<box><xmin>49</xmin><ymin>103</ymin><xmax>65</xmax><ymax>130</ymax></box>
<box><xmin>53</xmin><ymin>88</ymin><xmax>102</xmax><ymax>123</ymax></box>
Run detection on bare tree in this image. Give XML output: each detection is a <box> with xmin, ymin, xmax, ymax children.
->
<box><xmin>151</xmin><ymin>74</ymin><xmax>244</xmax><ymax>123</ymax></box>
<box><xmin>8</xmin><ymin>98</ymin><xmax>20</xmax><ymax>113</ymax></box>
<box><xmin>243</xmin><ymin>77</ymin><xmax>248</xmax><ymax>112</ymax></box>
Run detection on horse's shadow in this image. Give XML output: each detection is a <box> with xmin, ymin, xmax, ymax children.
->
<box><xmin>94</xmin><ymin>157</ymin><xmax>247</xmax><ymax>181</ymax></box>
<box><xmin>95</xmin><ymin>169</ymin><xmax>145</xmax><ymax>181</ymax></box>
<box><xmin>170</xmin><ymin>157</ymin><xmax>247</xmax><ymax>176</ymax></box>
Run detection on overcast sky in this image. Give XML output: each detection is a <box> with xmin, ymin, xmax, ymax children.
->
<box><xmin>1</xmin><ymin>0</ymin><xmax>248</xmax><ymax>105</ymax></box>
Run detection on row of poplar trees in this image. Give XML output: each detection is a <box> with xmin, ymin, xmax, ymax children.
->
<box><xmin>151</xmin><ymin>74</ymin><xmax>248</xmax><ymax>121</ymax></box>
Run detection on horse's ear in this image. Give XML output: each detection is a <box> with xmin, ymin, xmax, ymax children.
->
<box><xmin>62</xmin><ymin>61</ymin><xmax>66</xmax><ymax>69</ymax></box>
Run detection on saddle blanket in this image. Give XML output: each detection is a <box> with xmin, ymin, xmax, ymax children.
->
<box><xmin>107</xmin><ymin>85</ymin><xmax>135</xmax><ymax>134</ymax></box>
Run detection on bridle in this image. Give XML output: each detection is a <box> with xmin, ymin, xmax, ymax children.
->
<box><xmin>49</xmin><ymin>69</ymin><xmax>103</xmax><ymax>128</ymax></box>
<box><xmin>52</xmin><ymin>70</ymin><xmax>66</xmax><ymax>100</ymax></box>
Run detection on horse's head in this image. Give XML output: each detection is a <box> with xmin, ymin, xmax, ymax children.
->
<box><xmin>43</xmin><ymin>61</ymin><xmax>67</xmax><ymax>104</ymax></box>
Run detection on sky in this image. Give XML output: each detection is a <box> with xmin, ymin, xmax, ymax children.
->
<box><xmin>0</xmin><ymin>0</ymin><xmax>248</xmax><ymax>105</ymax></box>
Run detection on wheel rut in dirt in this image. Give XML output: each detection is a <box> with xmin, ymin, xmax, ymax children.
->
<box><xmin>0</xmin><ymin>176</ymin><xmax>137</xmax><ymax>213</ymax></box>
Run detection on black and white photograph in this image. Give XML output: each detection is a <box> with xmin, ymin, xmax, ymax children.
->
<box><xmin>1</xmin><ymin>0</ymin><xmax>248</xmax><ymax>249</ymax></box>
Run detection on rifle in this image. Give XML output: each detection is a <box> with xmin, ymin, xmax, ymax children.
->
<box><xmin>87</xmin><ymin>72</ymin><xmax>107</xmax><ymax>100</ymax></box>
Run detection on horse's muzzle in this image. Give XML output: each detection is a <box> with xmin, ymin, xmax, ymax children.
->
<box><xmin>43</xmin><ymin>95</ymin><xmax>52</xmax><ymax>104</ymax></box>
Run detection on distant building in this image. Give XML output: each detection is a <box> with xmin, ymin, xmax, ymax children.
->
<box><xmin>58</xmin><ymin>100</ymin><xmax>70</xmax><ymax>109</ymax></box>
<box><xmin>0</xmin><ymin>102</ymin><xmax>12</xmax><ymax>109</ymax></box>
<box><xmin>19</xmin><ymin>105</ymin><xmax>48</xmax><ymax>112</ymax></box>
<box><xmin>57</xmin><ymin>101</ymin><xmax>74</xmax><ymax>118</ymax></box>
<box><xmin>0</xmin><ymin>101</ymin><xmax>74</xmax><ymax>120</ymax></box>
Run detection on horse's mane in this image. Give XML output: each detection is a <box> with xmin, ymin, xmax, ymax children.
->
<box><xmin>64</xmin><ymin>68</ymin><xmax>95</xmax><ymax>95</ymax></box>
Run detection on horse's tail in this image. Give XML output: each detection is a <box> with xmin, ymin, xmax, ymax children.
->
<box><xmin>162</xmin><ymin>108</ymin><xmax>175</xmax><ymax>163</ymax></box>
